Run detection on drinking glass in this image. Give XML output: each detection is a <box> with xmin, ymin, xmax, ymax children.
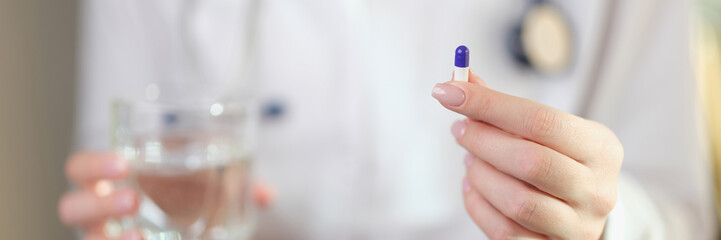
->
<box><xmin>108</xmin><ymin>99</ymin><xmax>256</xmax><ymax>240</ymax></box>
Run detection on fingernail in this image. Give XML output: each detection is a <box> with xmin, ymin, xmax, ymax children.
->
<box><xmin>451</xmin><ymin>120</ymin><xmax>467</xmax><ymax>139</ymax></box>
<box><xmin>464</xmin><ymin>153</ymin><xmax>473</xmax><ymax>167</ymax></box>
<box><xmin>462</xmin><ymin>178</ymin><xmax>471</xmax><ymax>193</ymax></box>
<box><xmin>115</xmin><ymin>192</ymin><xmax>136</xmax><ymax>213</ymax></box>
<box><xmin>432</xmin><ymin>83</ymin><xmax>466</xmax><ymax>107</ymax></box>
<box><xmin>105</xmin><ymin>157</ymin><xmax>128</xmax><ymax>177</ymax></box>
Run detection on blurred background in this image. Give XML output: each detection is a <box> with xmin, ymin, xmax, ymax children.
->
<box><xmin>1</xmin><ymin>0</ymin><xmax>721</xmax><ymax>239</ymax></box>
<box><xmin>697</xmin><ymin>0</ymin><xmax>721</xmax><ymax>230</ymax></box>
<box><xmin>0</xmin><ymin>0</ymin><xmax>77</xmax><ymax>239</ymax></box>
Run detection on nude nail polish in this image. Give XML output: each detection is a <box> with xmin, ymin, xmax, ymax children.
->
<box><xmin>451</xmin><ymin>120</ymin><xmax>467</xmax><ymax>139</ymax></box>
<box><xmin>432</xmin><ymin>83</ymin><xmax>466</xmax><ymax>107</ymax></box>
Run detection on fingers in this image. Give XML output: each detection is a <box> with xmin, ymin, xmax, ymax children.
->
<box><xmin>63</xmin><ymin>152</ymin><xmax>140</xmax><ymax>238</ymax></box>
<box><xmin>432</xmin><ymin>70</ymin><xmax>606</xmax><ymax>163</ymax></box>
<box><xmin>66</xmin><ymin>152</ymin><xmax>129</xmax><ymax>185</ymax></box>
<box><xmin>59</xmin><ymin>189</ymin><xmax>139</xmax><ymax>227</ymax></box>
<box><xmin>454</xmin><ymin>119</ymin><xmax>591</xmax><ymax>203</ymax></box>
<box><xmin>466</xmin><ymin>69</ymin><xmax>488</xmax><ymax>87</ymax></box>
<box><xmin>252</xmin><ymin>181</ymin><xmax>275</xmax><ymax>209</ymax></box>
<box><xmin>462</xmin><ymin>180</ymin><xmax>547</xmax><ymax>240</ymax></box>
<box><xmin>466</xmin><ymin>157</ymin><xmax>577</xmax><ymax>238</ymax></box>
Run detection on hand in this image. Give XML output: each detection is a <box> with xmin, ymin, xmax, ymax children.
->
<box><xmin>58</xmin><ymin>151</ymin><xmax>275</xmax><ymax>240</ymax></box>
<box><xmin>432</xmin><ymin>70</ymin><xmax>623</xmax><ymax>240</ymax></box>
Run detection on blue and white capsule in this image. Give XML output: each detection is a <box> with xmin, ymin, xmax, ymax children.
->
<box><xmin>454</xmin><ymin>45</ymin><xmax>470</xmax><ymax>81</ymax></box>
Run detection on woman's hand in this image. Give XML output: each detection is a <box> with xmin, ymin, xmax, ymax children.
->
<box><xmin>433</xmin><ymin>70</ymin><xmax>623</xmax><ymax>240</ymax></box>
<box><xmin>58</xmin><ymin>152</ymin><xmax>142</xmax><ymax>240</ymax></box>
<box><xmin>58</xmin><ymin>151</ymin><xmax>275</xmax><ymax>240</ymax></box>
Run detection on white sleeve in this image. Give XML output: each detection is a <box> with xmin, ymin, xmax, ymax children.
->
<box><xmin>593</xmin><ymin>1</ymin><xmax>717</xmax><ymax>239</ymax></box>
<box><xmin>604</xmin><ymin>170</ymin><xmax>716</xmax><ymax>240</ymax></box>
<box><xmin>603</xmin><ymin>175</ymin><xmax>669</xmax><ymax>239</ymax></box>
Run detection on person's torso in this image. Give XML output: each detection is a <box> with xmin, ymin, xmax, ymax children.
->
<box><xmin>78</xmin><ymin>0</ymin><xmax>706</xmax><ymax>239</ymax></box>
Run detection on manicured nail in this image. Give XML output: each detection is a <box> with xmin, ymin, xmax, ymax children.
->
<box><xmin>451</xmin><ymin>120</ymin><xmax>467</xmax><ymax>139</ymax></box>
<box><xmin>105</xmin><ymin>156</ymin><xmax>128</xmax><ymax>177</ymax></box>
<box><xmin>464</xmin><ymin>153</ymin><xmax>473</xmax><ymax>167</ymax></box>
<box><xmin>114</xmin><ymin>192</ymin><xmax>135</xmax><ymax>213</ymax></box>
<box><xmin>432</xmin><ymin>83</ymin><xmax>466</xmax><ymax>107</ymax></box>
<box><xmin>462</xmin><ymin>178</ymin><xmax>471</xmax><ymax>193</ymax></box>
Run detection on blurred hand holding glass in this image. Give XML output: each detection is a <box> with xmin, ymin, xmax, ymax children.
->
<box><xmin>110</xmin><ymin>99</ymin><xmax>255</xmax><ymax>240</ymax></box>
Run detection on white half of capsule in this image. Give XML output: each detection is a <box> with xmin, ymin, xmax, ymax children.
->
<box><xmin>454</xmin><ymin>67</ymin><xmax>469</xmax><ymax>82</ymax></box>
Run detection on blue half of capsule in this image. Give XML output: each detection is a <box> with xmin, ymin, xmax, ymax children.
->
<box><xmin>455</xmin><ymin>45</ymin><xmax>470</xmax><ymax>68</ymax></box>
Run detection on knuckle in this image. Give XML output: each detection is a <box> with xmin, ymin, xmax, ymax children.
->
<box><xmin>513</xmin><ymin>192</ymin><xmax>539</xmax><ymax>225</ymax></box>
<box><xmin>519</xmin><ymin>146</ymin><xmax>553</xmax><ymax>182</ymax></box>
<box><xmin>590</xmin><ymin>188</ymin><xmax>617</xmax><ymax>215</ymax></box>
<box><xmin>525</xmin><ymin>106</ymin><xmax>562</xmax><ymax>140</ymax></box>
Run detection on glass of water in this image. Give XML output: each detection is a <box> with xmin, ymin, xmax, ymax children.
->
<box><xmin>109</xmin><ymin>99</ymin><xmax>256</xmax><ymax>240</ymax></box>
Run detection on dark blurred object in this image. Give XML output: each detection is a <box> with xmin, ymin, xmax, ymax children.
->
<box><xmin>0</xmin><ymin>0</ymin><xmax>77</xmax><ymax>239</ymax></box>
<box><xmin>261</xmin><ymin>99</ymin><xmax>286</xmax><ymax>122</ymax></box>
<box><xmin>507</xmin><ymin>0</ymin><xmax>575</xmax><ymax>75</ymax></box>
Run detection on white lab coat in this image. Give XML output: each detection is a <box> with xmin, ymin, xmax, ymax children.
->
<box><xmin>77</xmin><ymin>0</ymin><xmax>717</xmax><ymax>239</ymax></box>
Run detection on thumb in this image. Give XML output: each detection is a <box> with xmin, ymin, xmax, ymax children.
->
<box><xmin>468</xmin><ymin>68</ymin><xmax>488</xmax><ymax>87</ymax></box>
<box><xmin>252</xmin><ymin>181</ymin><xmax>275</xmax><ymax>209</ymax></box>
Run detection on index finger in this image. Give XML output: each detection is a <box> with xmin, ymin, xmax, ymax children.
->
<box><xmin>66</xmin><ymin>151</ymin><xmax>129</xmax><ymax>185</ymax></box>
<box><xmin>432</xmin><ymin>71</ymin><xmax>611</xmax><ymax>163</ymax></box>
